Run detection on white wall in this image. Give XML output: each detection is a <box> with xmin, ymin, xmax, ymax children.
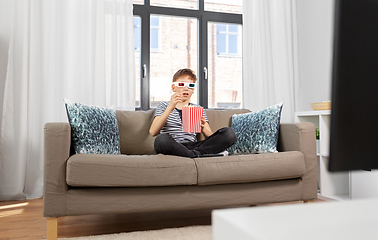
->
<box><xmin>0</xmin><ymin>0</ymin><xmax>12</xmax><ymax>135</ymax></box>
<box><xmin>296</xmin><ymin>0</ymin><xmax>335</xmax><ymax>112</ymax></box>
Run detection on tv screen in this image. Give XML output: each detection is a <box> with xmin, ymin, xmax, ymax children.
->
<box><xmin>329</xmin><ymin>0</ymin><xmax>378</xmax><ymax>171</ymax></box>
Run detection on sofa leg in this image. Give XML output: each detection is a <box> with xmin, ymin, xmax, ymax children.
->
<box><xmin>303</xmin><ymin>200</ymin><xmax>316</xmax><ymax>203</ymax></box>
<box><xmin>47</xmin><ymin>217</ymin><xmax>58</xmax><ymax>240</ymax></box>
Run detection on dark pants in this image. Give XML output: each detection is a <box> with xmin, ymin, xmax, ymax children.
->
<box><xmin>154</xmin><ymin>127</ymin><xmax>237</xmax><ymax>158</ymax></box>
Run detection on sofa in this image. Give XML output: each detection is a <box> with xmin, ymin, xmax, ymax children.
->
<box><xmin>43</xmin><ymin>108</ymin><xmax>317</xmax><ymax>239</ymax></box>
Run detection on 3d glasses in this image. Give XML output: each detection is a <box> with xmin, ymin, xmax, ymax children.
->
<box><xmin>173</xmin><ymin>82</ymin><xmax>196</xmax><ymax>89</ymax></box>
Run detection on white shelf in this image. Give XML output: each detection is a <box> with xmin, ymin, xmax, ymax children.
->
<box><xmin>295</xmin><ymin>110</ymin><xmax>331</xmax><ymax>116</ymax></box>
<box><xmin>318</xmin><ymin>194</ymin><xmax>350</xmax><ymax>202</ymax></box>
<box><xmin>295</xmin><ymin>110</ymin><xmax>350</xmax><ymax>201</ymax></box>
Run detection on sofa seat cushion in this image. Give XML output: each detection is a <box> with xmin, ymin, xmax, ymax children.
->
<box><xmin>194</xmin><ymin>151</ymin><xmax>306</xmax><ymax>186</ymax></box>
<box><xmin>66</xmin><ymin>154</ymin><xmax>197</xmax><ymax>187</ymax></box>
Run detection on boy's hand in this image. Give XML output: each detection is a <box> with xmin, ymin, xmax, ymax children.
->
<box><xmin>201</xmin><ymin>116</ymin><xmax>213</xmax><ymax>138</ymax></box>
<box><xmin>168</xmin><ymin>92</ymin><xmax>182</xmax><ymax>110</ymax></box>
<box><xmin>201</xmin><ymin>116</ymin><xmax>206</xmax><ymax>128</ymax></box>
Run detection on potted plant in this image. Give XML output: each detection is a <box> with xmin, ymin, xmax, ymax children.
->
<box><xmin>316</xmin><ymin>128</ymin><xmax>320</xmax><ymax>154</ymax></box>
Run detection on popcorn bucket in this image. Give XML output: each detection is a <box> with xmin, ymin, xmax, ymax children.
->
<box><xmin>182</xmin><ymin>106</ymin><xmax>203</xmax><ymax>133</ymax></box>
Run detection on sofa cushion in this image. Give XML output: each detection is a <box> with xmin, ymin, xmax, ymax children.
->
<box><xmin>64</xmin><ymin>99</ymin><xmax>120</xmax><ymax>155</ymax></box>
<box><xmin>66</xmin><ymin>154</ymin><xmax>197</xmax><ymax>187</ymax></box>
<box><xmin>227</xmin><ymin>103</ymin><xmax>283</xmax><ymax>154</ymax></box>
<box><xmin>194</xmin><ymin>151</ymin><xmax>305</xmax><ymax>186</ymax></box>
<box><xmin>116</xmin><ymin>109</ymin><xmax>156</xmax><ymax>155</ymax></box>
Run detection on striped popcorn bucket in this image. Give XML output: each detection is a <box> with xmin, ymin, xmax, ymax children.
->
<box><xmin>182</xmin><ymin>106</ymin><xmax>203</xmax><ymax>133</ymax></box>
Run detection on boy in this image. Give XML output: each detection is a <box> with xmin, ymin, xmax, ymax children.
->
<box><xmin>150</xmin><ymin>68</ymin><xmax>236</xmax><ymax>158</ymax></box>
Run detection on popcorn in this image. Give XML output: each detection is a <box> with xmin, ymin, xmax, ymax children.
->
<box><xmin>182</xmin><ymin>106</ymin><xmax>203</xmax><ymax>133</ymax></box>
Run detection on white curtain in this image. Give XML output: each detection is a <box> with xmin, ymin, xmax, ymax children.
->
<box><xmin>242</xmin><ymin>0</ymin><xmax>300</xmax><ymax>122</ymax></box>
<box><xmin>0</xmin><ymin>0</ymin><xmax>134</xmax><ymax>201</ymax></box>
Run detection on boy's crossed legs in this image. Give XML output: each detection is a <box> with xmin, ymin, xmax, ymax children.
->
<box><xmin>154</xmin><ymin>127</ymin><xmax>236</xmax><ymax>158</ymax></box>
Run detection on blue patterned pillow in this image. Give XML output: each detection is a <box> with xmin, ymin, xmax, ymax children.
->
<box><xmin>64</xmin><ymin>100</ymin><xmax>121</xmax><ymax>154</ymax></box>
<box><xmin>227</xmin><ymin>103</ymin><xmax>283</xmax><ymax>154</ymax></box>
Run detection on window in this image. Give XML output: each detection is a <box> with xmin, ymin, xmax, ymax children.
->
<box><xmin>216</xmin><ymin>24</ymin><xmax>241</xmax><ymax>56</ymax></box>
<box><xmin>134</xmin><ymin>16</ymin><xmax>141</xmax><ymax>107</ymax></box>
<box><xmin>208</xmin><ymin>22</ymin><xmax>242</xmax><ymax>108</ymax></box>
<box><xmin>135</xmin><ymin>16</ymin><xmax>161</xmax><ymax>51</ymax></box>
<box><xmin>150</xmin><ymin>16</ymin><xmax>161</xmax><ymax>51</ymax></box>
<box><xmin>133</xmin><ymin>0</ymin><xmax>242</xmax><ymax>110</ymax></box>
<box><xmin>204</xmin><ymin>0</ymin><xmax>242</xmax><ymax>14</ymax></box>
<box><xmin>134</xmin><ymin>17</ymin><xmax>141</xmax><ymax>50</ymax></box>
<box><xmin>149</xmin><ymin>15</ymin><xmax>198</xmax><ymax>107</ymax></box>
<box><xmin>151</xmin><ymin>0</ymin><xmax>197</xmax><ymax>10</ymax></box>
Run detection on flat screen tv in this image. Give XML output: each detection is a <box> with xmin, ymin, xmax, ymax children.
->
<box><xmin>329</xmin><ymin>0</ymin><xmax>378</xmax><ymax>171</ymax></box>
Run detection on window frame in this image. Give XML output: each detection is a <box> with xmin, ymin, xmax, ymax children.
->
<box><xmin>133</xmin><ymin>0</ymin><xmax>242</xmax><ymax>110</ymax></box>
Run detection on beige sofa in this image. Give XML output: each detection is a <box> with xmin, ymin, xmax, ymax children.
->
<box><xmin>43</xmin><ymin>109</ymin><xmax>317</xmax><ymax>239</ymax></box>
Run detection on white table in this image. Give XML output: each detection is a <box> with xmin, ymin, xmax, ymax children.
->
<box><xmin>212</xmin><ymin>199</ymin><xmax>378</xmax><ymax>240</ymax></box>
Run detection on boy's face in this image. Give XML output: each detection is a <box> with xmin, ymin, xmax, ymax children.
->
<box><xmin>172</xmin><ymin>75</ymin><xmax>196</xmax><ymax>102</ymax></box>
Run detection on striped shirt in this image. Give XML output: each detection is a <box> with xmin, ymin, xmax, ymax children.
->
<box><xmin>154</xmin><ymin>101</ymin><xmax>208</xmax><ymax>143</ymax></box>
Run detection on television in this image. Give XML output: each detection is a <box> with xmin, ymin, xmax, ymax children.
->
<box><xmin>329</xmin><ymin>0</ymin><xmax>378</xmax><ymax>171</ymax></box>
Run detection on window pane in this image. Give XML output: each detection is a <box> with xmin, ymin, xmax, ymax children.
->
<box><xmin>133</xmin><ymin>17</ymin><xmax>141</xmax><ymax>50</ymax></box>
<box><xmin>228</xmin><ymin>34</ymin><xmax>238</xmax><ymax>54</ymax></box>
<box><xmin>217</xmin><ymin>24</ymin><xmax>226</xmax><ymax>32</ymax></box>
<box><xmin>150</xmin><ymin>16</ymin><xmax>160</xmax><ymax>51</ymax></box>
<box><xmin>208</xmin><ymin>22</ymin><xmax>242</xmax><ymax>109</ymax></box>
<box><xmin>228</xmin><ymin>24</ymin><xmax>238</xmax><ymax>33</ymax></box>
<box><xmin>133</xmin><ymin>0</ymin><xmax>144</xmax><ymax>4</ymax></box>
<box><xmin>151</xmin><ymin>16</ymin><xmax>159</xmax><ymax>26</ymax></box>
<box><xmin>150</xmin><ymin>29</ymin><xmax>159</xmax><ymax>49</ymax></box>
<box><xmin>204</xmin><ymin>0</ymin><xmax>242</xmax><ymax>14</ymax></box>
<box><xmin>134</xmin><ymin>16</ymin><xmax>141</xmax><ymax>107</ymax></box>
<box><xmin>150</xmin><ymin>16</ymin><xmax>198</xmax><ymax>108</ymax></box>
<box><xmin>217</xmin><ymin>34</ymin><xmax>226</xmax><ymax>54</ymax></box>
<box><xmin>151</xmin><ymin>0</ymin><xmax>198</xmax><ymax>10</ymax></box>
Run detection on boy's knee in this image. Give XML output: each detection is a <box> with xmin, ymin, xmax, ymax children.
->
<box><xmin>220</xmin><ymin>127</ymin><xmax>237</xmax><ymax>145</ymax></box>
<box><xmin>154</xmin><ymin>133</ymin><xmax>170</xmax><ymax>150</ymax></box>
<box><xmin>221</xmin><ymin>127</ymin><xmax>237</xmax><ymax>144</ymax></box>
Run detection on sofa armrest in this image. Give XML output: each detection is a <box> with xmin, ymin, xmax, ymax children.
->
<box><xmin>43</xmin><ymin>122</ymin><xmax>71</xmax><ymax>217</ymax></box>
<box><xmin>278</xmin><ymin>122</ymin><xmax>317</xmax><ymax>200</ymax></box>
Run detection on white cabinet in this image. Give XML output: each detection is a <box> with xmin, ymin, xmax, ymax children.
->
<box><xmin>295</xmin><ymin>111</ymin><xmax>350</xmax><ymax>201</ymax></box>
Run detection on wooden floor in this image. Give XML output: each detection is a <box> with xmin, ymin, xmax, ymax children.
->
<box><xmin>0</xmin><ymin>198</ymin><xmax>324</xmax><ymax>240</ymax></box>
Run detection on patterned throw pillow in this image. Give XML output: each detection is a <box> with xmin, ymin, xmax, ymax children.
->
<box><xmin>64</xmin><ymin>99</ymin><xmax>121</xmax><ymax>154</ymax></box>
<box><xmin>227</xmin><ymin>103</ymin><xmax>283</xmax><ymax>154</ymax></box>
